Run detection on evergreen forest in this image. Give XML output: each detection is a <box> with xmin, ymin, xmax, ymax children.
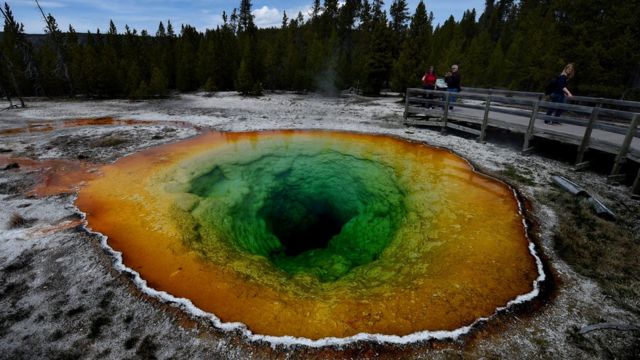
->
<box><xmin>1</xmin><ymin>0</ymin><xmax>639</xmax><ymax>101</ymax></box>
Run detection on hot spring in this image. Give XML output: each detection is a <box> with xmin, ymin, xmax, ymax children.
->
<box><xmin>76</xmin><ymin>130</ymin><xmax>543</xmax><ymax>342</ymax></box>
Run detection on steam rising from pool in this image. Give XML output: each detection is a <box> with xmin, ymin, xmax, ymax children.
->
<box><xmin>76</xmin><ymin>130</ymin><xmax>543</xmax><ymax>342</ymax></box>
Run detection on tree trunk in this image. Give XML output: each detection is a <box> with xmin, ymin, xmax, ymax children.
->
<box><xmin>0</xmin><ymin>48</ymin><xmax>26</xmax><ymax>108</ymax></box>
<box><xmin>0</xmin><ymin>83</ymin><xmax>15</xmax><ymax>108</ymax></box>
<box><xmin>35</xmin><ymin>0</ymin><xmax>74</xmax><ymax>97</ymax></box>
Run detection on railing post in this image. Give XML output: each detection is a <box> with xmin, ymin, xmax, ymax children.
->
<box><xmin>632</xmin><ymin>167</ymin><xmax>640</xmax><ymax>196</ymax></box>
<box><xmin>522</xmin><ymin>102</ymin><xmax>540</xmax><ymax>153</ymax></box>
<box><xmin>610</xmin><ymin>113</ymin><xmax>639</xmax><ymax>178</ymax></box>
<box><xmin>441</xmin><ymin>91</ymin><xmax>450</xmax><ymax>133</ymax></box>
<box><xmin>404</xmin><ymin>88</ymin><xmax>410</xmax><ymax>120</ymax></box>
<box><xmin>575</xmin><ymin>102</ymin><xmax>601</xmax><ymax>169</ymax></box>
<box><xmin>478</xmin><ymin>95</ymin><xmax>491</xmax><ymax>143</ymax></box>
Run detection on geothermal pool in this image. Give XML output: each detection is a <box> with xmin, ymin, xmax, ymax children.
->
<box><xmin>75</xmin><ymin>130</ymin><xmax>542</xmax><ymax>342</ymax></box>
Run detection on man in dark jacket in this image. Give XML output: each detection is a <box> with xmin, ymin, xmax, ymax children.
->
<box><xmin>444</xmin><ymin>64</ymin><xmax>461</xmax><ymax>110</ymax></box>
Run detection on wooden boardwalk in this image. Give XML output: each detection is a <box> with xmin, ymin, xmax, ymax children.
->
<box><xmin>403</xmin><ymin>87</ymin><xmax>640</xmax><ymax>195</ymax></box>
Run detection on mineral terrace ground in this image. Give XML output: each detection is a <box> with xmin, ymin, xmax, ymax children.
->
<box><xmin>0</xmin><ymin>93</ymin><xmax>639</xmax><ymax>359</ymax></box>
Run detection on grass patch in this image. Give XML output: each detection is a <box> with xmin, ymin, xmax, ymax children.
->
<box><xmin>499</xmin><ymin>164</ymin><xmax>535</xmax><ymax>186</ymax></box>
<box><xmin>567</xmin><ymin>325</ymin><xmax>640</xmax><ymax>359</ymax></box>
<box><xmin>8</xmin><ymin>213</ymin><xmax>36</xmax><ymax>229</ymax></box>
<box><xmin>546</xmin><ymin>191</ymin><xmax>640</xmax><ymax>313</ymax></box>
<box><xmin>2</xmin><ymin>162</ymin><xmax>19</xmax><ymax>170</ymax></box>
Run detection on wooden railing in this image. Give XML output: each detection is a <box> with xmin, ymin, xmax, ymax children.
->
<box><xmin>462</xmin><ymin>87</ymin><xmax>640</xmax><ymax>111</ymax></box>
<box><xmin>404</xmin><ymin>87</ymin><xmax>640</xmax><ymax>195</ymax></box>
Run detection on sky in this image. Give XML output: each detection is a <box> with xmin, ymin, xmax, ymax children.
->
<box><xmin>5</xmin><ymin>0</ymin><xmax>485</xmax><ymax>34</ymax></box>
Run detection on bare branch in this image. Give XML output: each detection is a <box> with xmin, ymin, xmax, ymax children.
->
<box><xmin>34</xmin><ymin>0</ymin><xmax>74</xmax><ymax>96</ymax></box>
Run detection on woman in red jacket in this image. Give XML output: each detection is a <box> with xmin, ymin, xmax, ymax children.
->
<box><xmin>422</xmin><ymin>66</ymin><xmax>437</xmax><ymax>108</ymax></box>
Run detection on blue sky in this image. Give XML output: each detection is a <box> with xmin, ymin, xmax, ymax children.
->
<box><xmin>6</xmin><ymin>1</ymin><xmax>484</xmax><ymax>34</ymax></box>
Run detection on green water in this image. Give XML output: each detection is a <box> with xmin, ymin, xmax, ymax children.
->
<box><xmin>184</xmin><ymin>150</ymin><xmax>407</xmax><ymax>282</ymax></box>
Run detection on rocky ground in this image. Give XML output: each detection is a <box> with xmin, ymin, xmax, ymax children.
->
<box><xmin>0</xmin><ymin>93</ymin><xmax>638</xmax><ymax>359</ymax></box>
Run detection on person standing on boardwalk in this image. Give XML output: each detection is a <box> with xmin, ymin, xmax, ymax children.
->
<box><xmin>545</xmin><ymin>63</ymin><xmax>575</xmax><ymax>123</ymax></box>
<box><xmin>444</xmin><ymin>64</ymin><xmax>461</xmax><ymax>110</ymax></box>
<box><xmin>422</xmin><ymin>66</ymin><xmax>437</xmax><ymax>108</ymax></box>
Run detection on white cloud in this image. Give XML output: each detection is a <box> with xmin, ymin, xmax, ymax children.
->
<box><xmin>252</xmin><ymin>5</ymin><xmax>281</xmax><ymax>28</ymax></box>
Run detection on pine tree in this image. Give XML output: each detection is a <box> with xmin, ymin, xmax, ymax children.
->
<box><xmin>236</xmin><ymin>57</ymin><xmax>254</xmax><ymax>95</ymax></box>
<box><xmin>485</xmin><ymin>38</ymin><xmax>506</xmax><ymax>87</ymax></box>
<box><xmin>321</xmin><ymin>0</ymin><xmax>339</xmax><ymax>35</ymax></box>
<box><xmin>459</xmin><ymin>31</ymin><xmax>492</xmax><ymax>87</ymax></box>
<box><xmin>34</xmin><ymin>1</ymin><xmax>74</xmax><ymax>96</ymax></box>
<box><xmin>501</xmin><ymin>2</ymin><xmax>560</xmax><ymax>91</ymax></box>
<box><xmin>167</xmin><ymin>20</ymin><xmax>175</xmax><ymax>37</ymax></box>
<box><xmin>335</xmin><ymin>0</ymin><xmax>359</xmax><ymax>89</ymax></box>
<box><xmin>238</xmin><ymin>0</ymin><xmax>254</xmax><ymax>33</ymax></box>
<box><xmin>390</xmin><ymin>0</ymin><xmax>432</xmax><ymax>93</ymax></box>
<box><xmin>235</xmin><ymin>0</ymin><xmax>262</xmax><ymax>95</ymax></box>
<box><xmin>78</xmin><ymin>32</ymin><xmax>98</xmax><ymax>96</ymax></box>
<box><xmin>148</xmin><ymin>66</ymin><xmax>169</xmax><ymax>96</ymax></box>
<box><xmin>67</xmin><ymin>25</ymin><xmax>83</xmax><ymax>95</ymax></box>
<box><xmin>459</xmin><ymin>9</ymin><xmax>477</xmax><ymax>47</ymax></box>
<box><xmin>311</xmin><ymin>0</ymin><xmax>322</xmax><ymax>21</ymax></box>
<box><xmin>389</xmin><ymin>0</ymin><xmax>409</xmax><ymax>35</ymax></box>
<box><xmin>156</xmin><ymin>21</ymin><xmax>166</xmax><ymax>37</ymax></box>
<box><xmin>176</xmin><ymin>25</ymin><xmax>200</xmax><ymax>92</ymax></box>
<box><xmin>125</xmin><ymin>62</ymin><xmax>143</xmax><ymax>98</ymax></box>
<box><xmin>2</xmin><ymin>3</ymin><xmax>44</xmax><ymax>97</ymax></box>
<box><xmin>361</xmin><ymin>9</ymin><xmax>393</xmax><ymax>95</ymax></box>
<box><xmin>95</xmin><ymin>28</ymin><xmax>120</xmax><ymax>97</ymax></box>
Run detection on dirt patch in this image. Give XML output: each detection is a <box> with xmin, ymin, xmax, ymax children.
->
<box><xmin>545</xmin><ymin>190</ymin><xmax>640</xmax><ymax>314</ymax></box>
<box><xmin>499</xmin><ymin>164</ymin><xmax>536</xmax><ymax>186</ymax></box>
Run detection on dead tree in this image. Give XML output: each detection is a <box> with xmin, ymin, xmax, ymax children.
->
<box><xmin>0</xmin><ymin>83</ymin><xmax>16</xmax><ymax>110</ymax></box>
<box><xmin>20</xmin><ymin>41</ymin><xmax>45</xmax><ymax>97</ymax></box>
<box><xmin>34</xmin><ymin>0</ymin><xmax>74</xmax><ymax>96</ymax></box>
<box><xmin>0</xmin><ymin>4</ymin><xmax>45</xmax><ymax>97</ymax></box>
<box><xmin>0</xmin><ymin>47</ymin><xmax>26</xmax><ymax>108</ymax></box>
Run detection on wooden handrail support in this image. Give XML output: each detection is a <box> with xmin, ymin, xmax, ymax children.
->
<box><xmin>463</xmin><ymin>87</ymin><xmax>544</xmax><ymax>99</ymax></box>
<box><xmin>610</xmin><ymin>113</ymin><xmax>639</xmax><ymax>178</ymax></box>
<box><xmin>404</xmin><ymin>89</ymin><xmax>410</xmax><ymax>120</ymax></box>
<box><xmin>522</xmin><ymin>102</ymin><xmax>539</xmax><ymax>153</ymax></box>
<box><xmin>441</xmin><ymin>92</ymin><xmax>450</xmax><ymax>133</ymax></box>
<box><xmin>478</xmin><ymin>95</ymin><xmax>491</xmax><ymax>143</ymax></box>
<box><xmin>575</xmin><ymin>103</ymin><xmax>602</xmax><ymax>169</ymax></box>
<box><xmin>571</xmin><ymin>95</ymin><xmax>640</xmax><ymax>111</ymax></box>
<box><xmin>632</xmin><ymin>168</ymin><xmax>640</xmax><ymax>196</ymax></box>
